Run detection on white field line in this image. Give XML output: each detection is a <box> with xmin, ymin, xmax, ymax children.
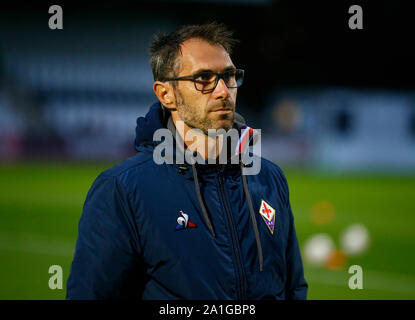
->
<box><xmin>307</xmin><ymin>269</ymin><xmax>415</xmax><ymax>296</ymax></box>
<box><xmin>1</xmin><ymin>232</ymin><xmax>414</xmax><ymax>296</ymax></box>
<box><xmin>0</xmin><ymin>232</ymin><xmax>75</xmax><ymax>258</ymax></box>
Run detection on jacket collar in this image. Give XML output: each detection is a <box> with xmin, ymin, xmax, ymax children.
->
<box><xmin>134</xmin><ymin>101</ymin><xmax>250</xmax><ymax>175</ymax></box>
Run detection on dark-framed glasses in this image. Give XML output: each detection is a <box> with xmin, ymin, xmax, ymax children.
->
<box><xmin>162</xmin><ymin>69</ymin><xmax>244</xmax><ymax>93</ymax></box>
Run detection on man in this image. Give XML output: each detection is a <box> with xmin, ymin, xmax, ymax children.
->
<box><xmin>66</xmin><ymin>22</ymin><xmax>307</xmax><ymax>300</ymax></box>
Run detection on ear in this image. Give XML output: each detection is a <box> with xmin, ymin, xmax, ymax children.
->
<box><xmin>153</xmin><ymin>81</ymin><xmax>176</xmax><ymax>111</ymax></box>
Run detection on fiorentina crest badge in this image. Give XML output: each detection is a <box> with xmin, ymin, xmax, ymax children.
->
<box><xmin>259</xmin><ymin>200</ymin><xmax>276</xmax><ymax>234</ymax></box>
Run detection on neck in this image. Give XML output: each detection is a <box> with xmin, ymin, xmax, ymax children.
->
<box><xmin>171</xmin><ymin>115</ymin><xmax>224</xmax><ymax>161</ymax></box>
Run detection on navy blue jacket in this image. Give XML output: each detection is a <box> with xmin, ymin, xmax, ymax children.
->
<box><xmin>66</xmin><ymin>102</ymin><xmax>308</xmax><ymax>300</ymax></box>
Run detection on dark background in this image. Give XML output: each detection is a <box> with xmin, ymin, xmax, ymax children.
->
<box><xmin>2</xmin><ymin>0</ymin><xmax>414</xmax><ymax>109</ymax></box>
<box><xmin>1</xmin><ymin>0</ymin><xmax>415</xmax><ymax>300</ymax></box>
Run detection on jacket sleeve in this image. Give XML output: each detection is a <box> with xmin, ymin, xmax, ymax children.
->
<box><xmin>278</xmin><ymin>169</ymin><xmax>308</xmax><ymax>300</ymax></box>
<box><xmin>285</xmin><ymin>202</ymin><xmax>308</xmax><ymax>299</ymax></box>
<box><xmin>66</xmin><ymin>174</ymin><xmax>144</xmax><ymax>299</ymax></box>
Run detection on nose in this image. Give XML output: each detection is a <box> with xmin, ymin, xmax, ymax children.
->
<box><xmin>212</xmin><ymin>78</ymin><xmax>230</xmax><ymax>100</ymax></box>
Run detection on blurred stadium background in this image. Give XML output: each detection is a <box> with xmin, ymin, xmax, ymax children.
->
<box><xmin>1</xmin><ymin>0</ymin><xmax>415</xmax><ymax>299</ymax></box>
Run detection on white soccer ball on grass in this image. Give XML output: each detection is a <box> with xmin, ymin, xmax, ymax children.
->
<box><xmin>339</xmin><ymin>223</ymin><xmax>370</xmax><ymax>256</ymax></box>
<box><xmin>303</xmin><ymin>233</ymin><xmax>335</xmax><ymax>267</ymax></box>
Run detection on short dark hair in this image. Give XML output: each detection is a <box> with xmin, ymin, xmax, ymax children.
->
<box><xmin>150</xmin><ymin>22</ymin><xmax>239</xmax><ymax>82</ymax></box>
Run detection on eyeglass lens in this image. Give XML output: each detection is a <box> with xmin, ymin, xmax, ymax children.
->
<box><xmin>194</xmin><ymin>69</ymin><xmax>243</xmax><ymax>92</ymax></box>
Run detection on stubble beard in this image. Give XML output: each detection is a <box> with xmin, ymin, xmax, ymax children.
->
<box><xmin>174</xmin><ymin>89</ymin><xmax>235</xmax><ymax>134</ymax></box>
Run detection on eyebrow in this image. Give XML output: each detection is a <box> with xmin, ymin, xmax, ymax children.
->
<box><xmin>192</xmin><ymin>66</ymin><xmax>236</xmax><ymax>75</ymax></box>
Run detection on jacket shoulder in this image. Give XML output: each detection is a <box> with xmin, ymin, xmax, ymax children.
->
<box><xmin>259</xmin><ymin>156</ymin><xmax>290</xmax><ymax>205</ymax></box>
<box><xmin>102</xmin><ymin>152</ymin><xmax>153</xmax><ymax>176</ymax></box>
<box><xmin>92</xmin><ymin>152</ymin><xmax>155</xmax><ymax>192</ymax></box>
<box><xmin>260</xmin><ymin>157</ymin><xmax>288</xmax><ymax>184</ymax></box>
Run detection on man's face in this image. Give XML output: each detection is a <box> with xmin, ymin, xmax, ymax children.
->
<box><xmin>173</xmin><ymin>38</ymin><xmax>237</xmax><ymax>133</ymax></box>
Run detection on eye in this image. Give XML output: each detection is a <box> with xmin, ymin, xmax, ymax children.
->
<box><xmin>223</xmin><ymin>70</ymin><xmax>236</xmax><ymax>82</ymax></box>
<box><xmin>224</xmin><ymin>69</ymin><xmax>233</xmax><ymax>76</ymax></box>
<box><xmin>195</xmin><ymin>72</ymin><xmax>215</xmax><ymax>82</ymax></box>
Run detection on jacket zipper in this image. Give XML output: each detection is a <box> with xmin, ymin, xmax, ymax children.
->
<box><xmin>217</xmin><ymin>166</ymin><xmax>247</xmax><ymax>300</ymax></box>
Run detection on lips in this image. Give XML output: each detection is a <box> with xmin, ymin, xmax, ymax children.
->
<box><xmin>212</xmin><ymin>108</ymin><xmax>232</xmax><ymax>114</ymax></box>
<box><xmin>211</xmin><ymin>106</ymin><xmax>233</xmax><ymax>112</ymax></box>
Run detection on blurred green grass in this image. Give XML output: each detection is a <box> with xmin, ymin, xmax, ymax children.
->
<box><xmin>1</xmin><ymin>161</ymin><xmax>415</xmax><ymax>299</ymax></box>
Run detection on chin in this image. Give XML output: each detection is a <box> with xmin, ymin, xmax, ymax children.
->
<box><xmin>216</xmin><ymin>121</ymin><xmax>234</xmax><ymax>131</ymax></box>
<box><xmin>216</xmin><ymin>115</ymin><xmax>234</xmax><ymax>128</ymax></box>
